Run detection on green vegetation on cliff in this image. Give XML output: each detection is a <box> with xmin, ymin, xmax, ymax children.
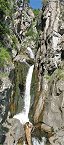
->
<box><xmin>0</xmin><ymin>0</ymin><xmax>15</xmax><ymax>68</ymax></box>
<box><xmin>54</xmin><ymin>68</ymin><xmax>64</xmax><ymax>80</ymax></box>
<box><xmin>33</xmin><ymin>9</ymin><xmax>39</xmax><ymax>16</ymax></box>
<box><xmin>0</xmin><ymin>0</ymin><xmax>10</xmax><ymax>36</ymax></box>
<box><xmin>0</xmin><ymin>45</ymin><xmax>11</xmax><ymax>67</ymax></box>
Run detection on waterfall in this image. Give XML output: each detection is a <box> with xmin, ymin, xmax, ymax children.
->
<box><xmin>32</xmin><ymin>137</ymin><xmax>46</xmax><ymax>145</ymax></box>
<box><xmin>24</xmin><ymin>65</ymin><xmax>34</xmax><ymax>115</ymax></box>
<box><xmin>13</xmin><ymin>65</ymin><xmax>34</xmax><ymax>124</ymax></box>
<box><xmin>27</xmin><ymin>47</ymin><xmax>34</xmax><ymax>59</ymax></box>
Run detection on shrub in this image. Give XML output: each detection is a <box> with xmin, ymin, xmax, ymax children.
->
<box><xmin>33</xmin><ymin>9</ymin><xmax>39</xmax><ymax>17</ymax></box>
<box><xmin>25</xmin><ymin>27</ymin><xmax>33</xmax><ymax>37</ymax></box>
<box><xmin>0</xmin><ymin>45</ymin><xmax>11</xmax><ymax>67</ymax></box>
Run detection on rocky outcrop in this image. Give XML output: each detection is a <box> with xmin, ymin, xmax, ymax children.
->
<box><xmin>0</xmin><ymin>77</ymin><xmax>12</xmax><ymax>144</ymax></box>
<box><xmin>9</xmin><ymin>0</ymin><xmax>37</xmax><ymax>117</ymax></box>
<box><xmin>1</xmin><ymin>0</ymin><xmax>64</xmax><ymax>145</ymax></box>
<box><xmin>7</xmin><ymin>0</ymin><xmax>37</xmax><ymax>116</ymax></box>
<box><xmin>33</xmin><ymin>0</ymin><xmax>64</xmax><ymax>144</ymax></box>
<box><xmin>36</xmin><ymin>0</ymin><xmax>64</xmax><ymax>76</ymax></box>
<box><xmin>0</xmin><ymin>1</ymin><xmax>37</xmax><ymax>144</ymax></box>
<box><xmin>3</xmin><ymin>119</ymin><xmax>25</xmax><ymax>145</ymax></box>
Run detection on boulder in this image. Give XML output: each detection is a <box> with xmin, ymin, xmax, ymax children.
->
<box><xmin>27</xmin><ymin>9</ymin><xmax>35</xmax><ymax>19</ymax></box>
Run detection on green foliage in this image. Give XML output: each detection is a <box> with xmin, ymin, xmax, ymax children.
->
<box><xmin>25</xmin><ymin>21</ymin><xmax>38</xmax><ymax>40</ymax></box>
<box><xmin>33</xmin><ymin>9</ymin><xmax>39</xmax><ymax>16</ymax></box>
<box><xmin>25</xmin><ymin>27</ymin><xmax>33</xmax><ymax>37</ymax></box>
<box><xmin>26</xmin><ymin>0</ymin><xmax>30</xmax><ymax>3</ymax></box>
<box><xmin>0</xmin><ymin>45</ymin><xmax>11</xmax><ymax>67</ymax></box>
<box><xmin>0</xmin><ymin>72</ymin><xmax>9</xmax><ymax>77</ymax></box>
<box><xmin>0</xmin><ymin>0</ymin><xmax>15</xmax><ymax>39</ymax></box>
<box><xmin>54</xmin><ymin>69</ymin><xmax>64</xmax><ymax>80</ymax></box>
<box><xmin>0</xmin><ymin>21</ymin><xmax>9</xmax><ymax>36</ymax></box>
<box><xmin>46</xmin><ymin>68</ymin><xmax>64</xmax><ymax>84</ymax></box>
<box><xmin>44</xmin><ymin>68</ymin><xmax>64</xmax><ymax>83</ymax></box>
<box><xmin>0</xmin><ymin>0</ymin><xmax>10</xmax><ymax>40</ymax></box>
<box><xmin>25</xmin><ymin>0</ymin><xmax>30</xmax><ymax>3</ymax></box>
<box><xmin>43</xmin><ymin>0</ymin><xmax>48</xmax><ymax>5</ymax></box>
<box><xmin>0</xmin><ymin>0</ymin><xmax>9</xmax><ymax>13</ymax></box>
<box><xmin>44</xmin><ymin>74</ymin><xmax>51</xmax><ymax>80</ymax></box>
<box><xmin>12</xmin><ymin>35</ymin><xmax>18</xmax><ymax>49</ymax></box>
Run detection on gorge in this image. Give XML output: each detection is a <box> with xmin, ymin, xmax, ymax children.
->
<box><xmin>0</xmin><ymin>0</ymin><xmax>64</xmax><ymax>145</ymax></box>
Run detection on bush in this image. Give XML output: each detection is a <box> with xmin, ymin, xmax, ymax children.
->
<box><xmin>0</xmin><ymin>45</ymin><xmax>11</xmax><ymax>67</ymax></box>
<box><xmin>25</xmin><ymin>27</ymin><xmax>33</xmax><ymax>37</ymax></box>
<box><xmin>33</xmin><ymin>9</ymin><xmax>39</xmax><ymax>17</ymax></box>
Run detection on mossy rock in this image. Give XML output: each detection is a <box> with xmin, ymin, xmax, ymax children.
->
<box><xmin>10</xmin><ymin>61</ymin><xmax>29</xmax><ymax>115</ymax></box>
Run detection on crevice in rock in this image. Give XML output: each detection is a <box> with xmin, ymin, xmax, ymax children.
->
<box><xmin>61</xmin><ymin>49</ymin><xmax>64</xmax><ymax>60</ymax></box>
<box><xmin>59</xmin><ymin>29</ymin><xmax>64</xmax><ymax>35</ymax></box>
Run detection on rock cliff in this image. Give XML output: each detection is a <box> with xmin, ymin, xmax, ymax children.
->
<box><xmin>33</xmin><ymin>0</ymin><xmax>64</xmax><ymax>144</ymax></box>
<box><xmin>0</xmin><ymin>0</ymin><xmax>37</xmax><ymax>144</ymax></box>
<box><xmin>0</xmin><ymin>0</ymin><xmax>64</xmax><ymax>145</ymax></box>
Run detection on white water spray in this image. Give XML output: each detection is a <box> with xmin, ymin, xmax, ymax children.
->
<box><xmin>24</xmin><ymin>65</ymin><xmax>34</xmax><ymax>115</ymax></box>
<box><xmin>32</xmin><ymin>137</ymin><xmax>46</xmax><ymax>145</ymax></box>
<box><xmin>13</xmin><ymin>65</ymin><xmax>34</xmax><ymax>124</ymax></box>
<box><xmin>27</xmin><ymin>47</ymin><xmax>34</xmax><ymax>59</ymax></box>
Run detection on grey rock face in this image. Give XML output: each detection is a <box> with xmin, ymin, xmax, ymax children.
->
<box><xmin>27</xmin><ymin>9</ymin><xmax>35</xmax><ymax>18</ymax></box>
<box><xmin>33</xmin><ymin>0</ymin><xmax>64</xmax><ymax>144</ymax></box>
<box><xmin>36</xmin><ymin>0</ymin><xmax>64</xmax><ymax>76</ymax></box>
<box><xmin>0</xmin><ymin>0</ymin><xmax>37</xmax><ymax>145</ymax></box>
<box><xmin>3</xmin><ymin>119</ymin><xmax>25</xmax><ymax>145</ymax></box>
<box><xmin>0</xmin><ymin>77</ymin><xmax>12</xmax><ymax>144</ymax></box>
<box><xmin>0</xmin><ymin>77</ymin><xmax>12</xmax><ymax>123</ymax></box>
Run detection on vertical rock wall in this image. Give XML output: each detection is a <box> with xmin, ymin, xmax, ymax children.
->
<box><xmin>33</xmin><ymin>0</ymin><xmax>64</xmax><ymax>144</ymax></box>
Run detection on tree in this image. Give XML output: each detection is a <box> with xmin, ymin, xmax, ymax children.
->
<box><xmin>0</xmin><ymin>0</ymin><xmax>10</xmax><ymax>38</ymax></box>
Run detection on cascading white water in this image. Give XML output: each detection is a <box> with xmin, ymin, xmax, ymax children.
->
<box><xmin>13</xmin><ymin>65</ymin><xmax>34</xmax><ymax>124</ymax></box>
<box><xmin>32</xmin><ymin>137</ymin><xmax>46</xmax><ymax>145</ymax></box>
<box><xmin>27</xmin><ymin>47</ymin><xmax>34</xmax><ymax>59</ymax></box>
<box><xmin>24</xmin><ymin>65</ymin><xmax>34</xmax><ymax>115</ymax></box>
